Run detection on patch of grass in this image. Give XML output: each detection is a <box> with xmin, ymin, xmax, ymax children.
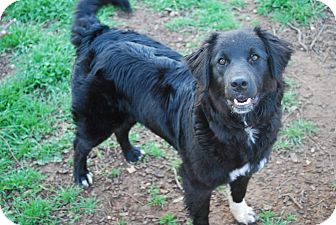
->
<box><xmin>98</xmin><ymin>5</ymin><xmax>122</xmax><ymax>27</ymax></box>
<box><xmin>250</xmin><ymin>19</ymin><xmax>261</xmax><ymax>27</ymax></box>
<box><xmin>256</xmin><ymin>0</ymin><xmax>325</xmax><ymax>25</ymax></box>
<box><xmin>57</xmin><ymin>186</ymin><xmax>82</xmax><ymax>205</ymax></box>
<box><xmin>143</xmin><ymin>142</ymin><xmax>165</xmax><ymax>158</ymax></box>
<box><xmin>180</xmin><ymin>32</ymin><xmax>209</xmax><ymax>55</ymax></box>
<box><xmin>117</xmin><ymin>219</ymin><xmax>128</xmax><ymax>225</ymax></box>
<box><xmin>73</xmin><ymin>197</ymin><xmax>98</xmax><ymax>214</ymax></box>
<box><xmin>148</xmin><ymin>185</ymin><xmax>167</xmax><ymax>207</ymax></box>
<box><xmin>170</xmin><ymin>158</ymin><xmax>182</xmax><ymax>170</ymax></box>
<box><xmin>18</xmin><ymin>198</ymin><xmax>54</xmax><ymax>225</ymax></box>
<box><xmin>0</xmin><ymin>0</ymin><xmax>91</xmax><ymax>224</ymax></box>
<box><xmin>0</xmin><ymin>168</ymin><xmax>44</xmax><ymax>194</ymax></box>
<box><xmin>143</xmin><ymin>0</ymin><xmax>201</xmax><ymax>11</ymax></box>
<box><xmin>159</xmin><ymin>213</ymin><xmax>178</xmax><ymax>225</ymax></box>
<box><xmin>0</xmin><ymin>23</ymin><xmax>42</xmax><ymax>53</ymax></box>
<box><xmin>166</xmin><ymin>0</ymin><xmax>239</xmax><ymax>31</ymax></box>
<box><xmin>109</xmin><ymin>167</ymin><xmax>121</xmax><ymax>178</ymax></box>
<box><xmin>4</xmin><ymin>0</ymin><xmax>76</xmax><ymax>24</ymax></box>
<box><xmin>274</xmin><ymin>119</ymin><xmax>317</xmax><ymax>151</ymax></box>
<box><xmin>282</xmin><ymin>79</ymin><xmax>299</xmax><ymax>113</ymax></box>
<box><xmin>282</xmin><ymin>91</ymin><xmax>299</xmax><ymax>113</ymax></box>
<box><xmin>216</xmin><ymin>185</ymin><xmax>228</xmax><ymax>196</ymax></box>
<box><xmin>260</xmin><ymin>210</ymin><xmax>296</xmax><ymax>225</ymax></box>
<box><xmin>229</xmin><ymin>0</ymin><xmax>246</xmax><ymax>9</ymax></box>
<box><xmin>2</xmin><ymin>183</ymin><xmax>96</xmax><ymax>225</ymax></box>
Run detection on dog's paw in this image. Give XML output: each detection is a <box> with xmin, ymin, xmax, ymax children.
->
<box><xmin>74</xmin><ymin>172</ymin><xmax>93</xmax><ymax>189</ymax></box>
<box><xmin>125</xmin><ymin>147</ymin><xmax>145</xmax><ymax>162</ymax></box>
<box><xmin>230</xmin><ymin>199</ymin><xmax>258</xmax><ymax>225</ymax></box>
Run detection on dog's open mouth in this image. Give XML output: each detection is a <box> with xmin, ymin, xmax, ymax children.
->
<box><xmin>228</xmin><ymin>96</ymin><xmax>259</xmax><ymax>114</ymax></box>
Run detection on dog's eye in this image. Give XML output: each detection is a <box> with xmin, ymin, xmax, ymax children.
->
<box><xmin>250</xmin><ymin>54</ymin><xmax>259</xmax><ymax>62</ymax></box>
<box><xmin>218</xmin><ymin>58</ymin><xmax>227</xmax><ymax>65</ymax></box>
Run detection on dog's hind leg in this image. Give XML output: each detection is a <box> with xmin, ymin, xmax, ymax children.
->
<box><xmin>73</xmin><ymin>118</ymin><xmax>114</xmax><ymax>188</ymax></box>
<box><xmin>114</xmin><ymin>117</ymin><xmax>145</xmax><ymax>162</ymax></box>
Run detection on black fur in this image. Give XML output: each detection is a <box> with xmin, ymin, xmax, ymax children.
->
<box><xmin>70</xmin><ymin>1</ymin><xmax>293</xmax><ymax>224</ymax></box>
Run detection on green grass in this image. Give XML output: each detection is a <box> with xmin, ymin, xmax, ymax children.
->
<box><xmin>274</xmin><ymin>119</ymin><xmax>317</xmax><ymax>151</ymax></box>
<box><xmin>0</xmin><ymin>22</ymin><xmax>42</xmax><ymax>53</ymax></box>
<box><xmin>148</xmin><ymin>185</ymin><xmax>167</xmax><ymax>207</ymax></box>
<box><xmin>260</xmin><ymin>210</ymin><xmax>296</xmax><ymax>225</ymax></box>
<box><xmin>117</xmin><ymin>219</ymin><xmax>128</xmax><ymax>225</ymax></box>
<box><xmin>1</xmin><ymin>0</ymin><xmax>131</xmax><ymax>221</ymax></box>
<box><xmin>256</xmin><ymin>0</ymin><xmax>325</xmax><ymax>25</ymax></box>
<box><xmin>109</xmin><ymin>167</ymin><xmax>121</xmax><ymax>178</ymax></box>
<box><xmin>144</xmin><ymin>0</ymin><xmax>239</xmax><ymax>31</ymax></box>
<box><xmin>170</xmin><ymin>158</ymin><xmax>182</xmax><ymax>170</ymax></box>
<box><xmin>143</xmin><ymin>0</ymin><xmax>201</xmax><ymax>11</ymax></box>
<box><xmin>0</xmin><ymin>0</ymin><xmax>101</xmax><ymax>224</ymax></box>
<box><xmin>166</xmin><ymin>0</ymin><xmax>239</xmax><ymax>31</ymax></box>
<box><xmin>229</xmin><ymin>0</ymin><xmax>246</xmax><ymax>9</ymax></box>
<box><xmin>2</xmin><ymin>182</ymin><xmax>97</xmax><ymax>225</ymax></box>
<box><xmin>159</xmin><ymin>213</ymin><xmax>179</xmax><ymax>225</ymax></box>
<box><xmin>143</xmin><ymin>142</ymin><xmax>166</xmax><ymax>158</ymax></box>
<box><xmin>282</xmin><ymin>79</ymin><xmax>299</xmax><ymax>113</ymax></box>
<box><xmin>4</xmin><ymin>0</ymin><xmax>76</xmax><ymax>24</ymax></box>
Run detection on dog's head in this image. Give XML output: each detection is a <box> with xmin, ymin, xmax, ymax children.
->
<box><xmin>186</xmin><ymin>27</ymin><xmax>293</xmax><ymax>114</ymax></box>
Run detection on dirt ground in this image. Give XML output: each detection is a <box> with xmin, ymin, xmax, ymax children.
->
<box><xmin>2</xmin><ymin>1</ymin><xmax>336</xmax><ymax>225</ymax></box>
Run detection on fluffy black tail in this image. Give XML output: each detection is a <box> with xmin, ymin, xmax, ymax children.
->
<box><xmin>71</xmin><ymin>0</ymin><xmax>131</xmax><ymax>49</ymax></box>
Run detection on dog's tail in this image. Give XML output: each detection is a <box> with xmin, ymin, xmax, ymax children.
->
<box><xmin>71</xmin><ymin>0</ymin><xmax>131</xmax><ymax>49</ymax></box>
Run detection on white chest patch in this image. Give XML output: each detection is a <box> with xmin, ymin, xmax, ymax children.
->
<box><xmin>229</xmin><ymin>158</ymin><xmax>268</xmax><ymax>182</ymax></box>
<box><xmin>229</xmin><ymin>163</ymin><xmax>251</xmax><ymax>182</ymax></box>
<box><xmin>244</xmin><ymin>126</ymin><xmax>259</xmax><ymax>144</ymax></box>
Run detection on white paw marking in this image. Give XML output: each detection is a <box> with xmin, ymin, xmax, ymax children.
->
<box><xmin>139</xmin><ymin>149</ymin><xmax>146</xmax><ymax>159</ymax></box>
<box><xmin>229</xmin><ymin>197</ymin><xmax>258</xmax><ymax>224</ymax></box>
<box><xmin>81</xmin><ymin>172</ymin><xmax>93</xmax><ymax>188</ymax></box>
<box><xmin>258</xmin><ymin>158</ymin><xmax>267</xmax><ymax>171</ymax></box>
<box><xmin>81</xmin><ymin>179</ymin><xmax>89</xmax><ymax>188</ymax></box>
<box><xmin>229</xmin><ymin>163</ymin><xmax>251</xmax><ymax>182</ymax></box>
<box><xmin>87</xmin><ymin>172</ymin><xmax>93</xmax><ymax>185</ymax></box>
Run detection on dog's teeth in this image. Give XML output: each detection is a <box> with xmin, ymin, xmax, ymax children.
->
<box><xmin>234</xmin><ymin>98</ymin><xmax>251</xmax><ymax>106</ymax></box>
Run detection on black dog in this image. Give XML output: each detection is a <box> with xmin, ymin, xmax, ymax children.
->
<box><xmin>71</xmin><ymin>0</ymin><xmax>293</xmax><ymax>224</ymax></box>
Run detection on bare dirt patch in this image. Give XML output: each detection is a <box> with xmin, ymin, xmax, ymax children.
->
<box><xmin>37</xmin><ymin>3</ymin><xmax>336</xmax><ymax>225</ymax></box>
<box><xmin>0</xmin><ymin>53</ymin><xmax>14</xmax><ymax>81</ymax></box>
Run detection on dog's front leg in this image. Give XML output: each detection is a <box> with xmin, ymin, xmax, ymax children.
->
<box><xmin>228</xmin><ymin>176</ymin><xmax>258</xmax><ymax>224</ymax></box>
<box><xmin>181</xmin><ymin>168</ymin><xmax>212</xmax><ymax>225</ymax></box>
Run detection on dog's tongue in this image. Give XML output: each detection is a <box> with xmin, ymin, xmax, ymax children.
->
<box><xmin>234</xmin><ymin>98</ymin><xmax>251</xmax><ymax>106</ymax></box>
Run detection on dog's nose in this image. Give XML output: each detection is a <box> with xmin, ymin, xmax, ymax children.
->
<box><xmin>230</xmin><ymin>78</ymin><xmax>248</xmax><ymax>91</ymax></box>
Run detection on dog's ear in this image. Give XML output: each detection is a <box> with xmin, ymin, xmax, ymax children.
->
<box><xmin>254</xmin><ymin>27</ymin><xmax>293</xmax><ymax>81</ymax></box>
<box><xmin>185</xmin><ymin>33</ymin><xmax>218</xmax><ymax>92</ymax></box>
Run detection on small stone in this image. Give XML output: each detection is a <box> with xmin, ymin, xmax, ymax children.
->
<box><xmin>127</xmin><ymin>166</ymin><xmax>136</xmax><ymax>173</ymax></box>
<box><xmin>173</xmin><ymin>196</ymin><xmax>184</xmax><ymax>203</ymax></box>
<box><xmin>289</xmin><ymin>153</ymin><xmax>299</xmax><ymax>163</ymax></box>
<box><xmin>262</xmin><ymin>204</ymin><xmax>272</xmax><ymax>210</ymax></box>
